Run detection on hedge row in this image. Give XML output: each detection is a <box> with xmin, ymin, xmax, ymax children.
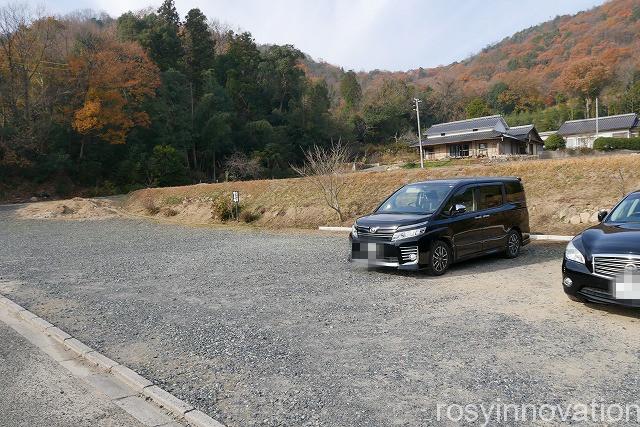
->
<box><xmin>593</xmin><ymin>137</ymin><xmax>640</xmax><ymax>151</ymax></box>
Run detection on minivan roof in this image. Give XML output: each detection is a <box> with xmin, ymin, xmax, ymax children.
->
<box><xmin>407</xmin><ymin>176</ymin><xmax>521</xmax><ymax>186</ymax></box>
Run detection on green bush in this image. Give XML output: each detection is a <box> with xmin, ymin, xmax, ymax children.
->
<box><xmin>544</xmin><ymin>134</ymin><xmax>566</xmax><ymax>151</ymax></box>
<box><xmin>593</xmin><ymin>137</ymin><xmax>640</xmax><ymax>151</ymax></box>
<box><xmin>211</xmin><ymin>197</ymin><xmax>234</xmax><ymax>221</ymax></box>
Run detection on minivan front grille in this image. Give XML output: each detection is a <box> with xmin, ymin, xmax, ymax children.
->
<box><xmin>356</xmin><ymin>226</ymin><xmax>396</xmax><ymax>241</ymax></box>
<box><xmin>400</xmin><ymin>246</ymin><xmax>419</xmax><ymax>262</ymax></box>
<box><xmin>593</xmin><ymin>254</ymin><xmax>640</xmax><ymax>278</ymax></box>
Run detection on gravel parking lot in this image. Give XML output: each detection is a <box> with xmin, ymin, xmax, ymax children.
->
<box><xmin>2</xmin><ymin>205</ymin><xmax>640</xmax><ymax>426</ymax></box>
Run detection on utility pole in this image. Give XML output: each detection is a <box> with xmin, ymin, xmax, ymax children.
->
<box><xmin>595</xmin><ymin>97</ymin><xmax>599</xmax><ymax>138</ymax></box>
<box><xmin>414</xmin><ymin>98</ymin><xmax>424</xmax><ymax>168</ymax></box>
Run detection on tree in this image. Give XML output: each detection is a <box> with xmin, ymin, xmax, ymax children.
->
<box><xmin>157</xmin><ymin>0</ymin><xmax>180</xmax><ymax>27</ymax></box>
<box><xmin>148</xmin><ymin>144</ymin><xmax>188</xmax><ymax>186</ymax></box>
<box><xmin>362</xmin><ymin>79</ymin><xmax>412</xmax><ymax>142</ymax></box>
<box><xmin>465</xmin><ymin>98</ymin><xmax>492</xmax><ymax>118</ymax></box>
<box><xmin>544</xmin><ymin>133</ymin><xmax>565</xmax><ymax>150</ymax></box>
<box><xmin>70</xmin><ymin>36</ymin><xmax>160</xmax><ymax>158</ymax></box>
<box><xmin>292</xmin><ymin>140</ymin><xmax>350</xmax><ymax>222</ymax></box>
<box><xmin>561</xmin><ymin>59</ymin><xmax>610</xmax><ymax>118</ymax></box>
<box><xmin>182</xmin><ymin>8</ymin><xmax>215</xmax><ymax>96</ymax></box>
<box><xmin>0</xmin><ymin>5</ymin><xmax>62</xmax><ymax>128</ymax></box>
<box><xmin>261</xmin><ymin>44</ymin><xmax>305</xmax><ymax>112</ymax></box>
<box><xmin>116</xmin><ymin>12</ymin><xmax>183</xmax><ymax>72</ymax></box>
<box><xmin>487</xmin><ymin>82</ymin><xmax>511</xmax><ymax>113</ymax></box>
<box><xmin>340</xmin><ymin>70</ymin><xmax>362</xmax><ymax>109</ymax></box>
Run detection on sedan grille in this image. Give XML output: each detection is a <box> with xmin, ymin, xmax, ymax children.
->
<box><xmin>400</xmin><ymin>246</ymin><xmax>419</xmax><ymax>262</ymax></box>
<box><xmin>593</xmin><ymin>255</ymin><xmax>640</xmax><ymax>278</ymax></box>
<box><xmin>356</xmin><ymin>226</ymin><xmax>396</xmax><ymax>241</ymax></box>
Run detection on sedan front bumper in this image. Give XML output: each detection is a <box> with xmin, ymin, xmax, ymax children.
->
<box><xmin>563</xmin><ymin>258</ymin><xmax>640</xmax><ymax>307</ymax></box>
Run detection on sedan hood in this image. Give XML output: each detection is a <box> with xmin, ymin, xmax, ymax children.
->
<box><xmin>580</xmin><ymin>222</ymin><xmax>640</xmax><ymax>257</ymax></box>
<box><xmin>356</xmin><ymin>213</ymin><xmax>431</xmax><ymax>228</ymax></box>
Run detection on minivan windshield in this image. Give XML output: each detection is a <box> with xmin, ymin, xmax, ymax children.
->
<box><xmin>608</xmin><ymin>193</ymin><xmax>640</xmax><ymax>223</ymax></box>
<box><xmin>376</xmin><ymin>183</ymin><xmax>454</xmax><ymax>215</ymax></box>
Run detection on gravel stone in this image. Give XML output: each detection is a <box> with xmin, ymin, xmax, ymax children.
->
<box><xmin>2</xmin><ymin>205</ymin><xmax>640</xmax><ymax>426</ymax></box>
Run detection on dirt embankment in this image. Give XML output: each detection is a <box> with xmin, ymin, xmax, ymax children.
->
<box><xmin>16</xmin><ymin>154</ymin><xmax>640</xmax><ymax>235</ymax></box>
<box><xmin>15</xmin><ymin>198</ymin><xmax>122</xmax><ymax>221</ymax></box>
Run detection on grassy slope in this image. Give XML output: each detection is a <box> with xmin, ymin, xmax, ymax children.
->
<box><xmin>124</xmin><ymin>155</ymin><xmax>640</xmax><ymax>235</ymax></box>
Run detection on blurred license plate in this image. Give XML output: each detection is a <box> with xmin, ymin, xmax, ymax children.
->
<box><xmin>366</xmin><ymin>242</ymin><xmax>380</xmax><ymax>260</ymax></box>
<box><xmin>611</xmin><ymin>272</ymin><xmax>640</xmax><ymax>300</ymax></box>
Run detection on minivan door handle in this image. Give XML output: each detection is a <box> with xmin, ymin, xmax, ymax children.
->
<box><xmin>474</xmin><ymin>214</ymin><xmax>490</xmax><ymax>219</ymax></box>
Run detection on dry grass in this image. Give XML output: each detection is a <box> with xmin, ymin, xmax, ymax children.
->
<box><xmin>123</xmin><ymin>154</ymin><xmax>640</xmax><ymax>234</ymax></box>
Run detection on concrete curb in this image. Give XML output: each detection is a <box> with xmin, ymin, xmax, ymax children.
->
<box><xmin>0</xmin><ymin>293</ymin><xmax>225</xmax><ymax>427</ymax></box>
<box><xmin>530</xmin><ymin>234</ymin><xmax>573</xmax><ymax>242</ymax></box>
<box><xmin>317</xmin><ymin>226</ymin><xmax>574</xmax><ymax>242</ymax></box>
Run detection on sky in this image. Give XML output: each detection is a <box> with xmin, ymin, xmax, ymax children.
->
<box><xmin>18</xmin><ymin>0</ymin><xmax>605</xmax><ymax>71</ymax></box>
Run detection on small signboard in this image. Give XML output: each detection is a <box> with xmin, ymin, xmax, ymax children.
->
<box><xmin>232</xmin><ymin>191</ymin><xmax>239</xmax><ymax>203</ymax></box>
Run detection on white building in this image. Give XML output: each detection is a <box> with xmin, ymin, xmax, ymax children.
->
<box><xmin>558</xmin><ymin>113</ymin><xmax>639</xmax><ymax>149</ymax></box>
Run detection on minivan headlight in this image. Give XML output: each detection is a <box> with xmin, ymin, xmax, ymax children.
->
<box><xmin>391</xmin><ymin>227</ymin><xmax>426</xmax><ymax>242</ymax></box>
<box><xmin>565</xmin><ymin>240</ymin><xmax>585</xmax><ymax>264</ymax></box>
<box><xmin>351</xmin><ymin>224</ymin><xmax>358</xmax><ymax>239</ymax></box>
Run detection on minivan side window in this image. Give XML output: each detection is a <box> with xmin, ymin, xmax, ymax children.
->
<box><xmin>442</xmin><ymin>187</ymin><xmax>476</xmax><ymax>215</ymax></box>
<box><xmin>505</xmin><ymin>181</ymin><xmax>525</xmax><ymax>203</ymax></box>
<box><xmin>477</xmin><ymin>185</ymin><xmax>504</xmax><ymax>210</ymax></box>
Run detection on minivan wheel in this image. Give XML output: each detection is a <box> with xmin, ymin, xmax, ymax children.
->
<box><xmin>427</xmin><ymin>240</ymin><xmax>451</xmax><ymax>276</ymax></box>
<box><xmin>505</xmin><ymin>230</ymin><xmax>521</xmax><ymax>258</ymax></box>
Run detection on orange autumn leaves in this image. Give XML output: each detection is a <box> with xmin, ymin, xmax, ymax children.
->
<box><xmin>70</xmin><ymin>38</ymin><xmax>160</xmax><ymax>145</ymax></box>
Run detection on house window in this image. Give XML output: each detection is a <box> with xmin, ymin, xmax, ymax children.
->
<box><xmin>449</xmin><ymin>144</ymin><xmax>470</xmax><ymax>157</ymax></box>
<box><xmin>424</xmin><ymin>146</ymin><xmax>435</xmax><ymax>159</ymax></box>
<box><xmin>577</xmin><ymin>137</ymin><xmax>593</xmax><ymax>148</ymax></box>
<box><xmin>478</xmin><ymin>143</ymin><xmax>488</xmax><ymax>157</ymax></box>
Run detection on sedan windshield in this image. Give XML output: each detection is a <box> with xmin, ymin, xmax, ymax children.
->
<box><xmin>608</xmin><ymin>193</ymin><xmax>640</xmax><ymax>223</ymax></box>
<box><xmin>376</xmin><ymin>183</ymin><xmax>454</xmax><ymax>215</ymax></box>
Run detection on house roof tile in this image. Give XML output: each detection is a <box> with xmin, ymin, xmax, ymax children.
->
<box><xmin>557</xmin><ymin>113</ymin><xmax>639</xmax><ymax>136</ymax></box>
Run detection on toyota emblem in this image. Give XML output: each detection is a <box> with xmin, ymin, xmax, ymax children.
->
<box><xmin>370</xmin><ymin>226</ymin><xmax>379</xmax><ymax>233</ymax></box>
<box><xmin>624</xmin><ymin>263</ymin><xmax>638</xmax><ymax>272</ymax></box>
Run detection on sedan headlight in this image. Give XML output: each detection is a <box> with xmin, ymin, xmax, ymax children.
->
<box><xmin>351</xmin><ymin>224</ymin><xmax>358</xmax><ymax>239</ymax></box>
<box><xmin>565</xmin><ymin>240</ymin><xmax>585</xmax><ymax>264</ymax></box>
<box><xmin>391</xmin><ymin>227</ymin><xmax>426</xmax><ymax>242</ymax></box>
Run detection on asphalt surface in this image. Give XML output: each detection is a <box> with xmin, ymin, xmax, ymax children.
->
<box><xmin>0</xmin><ymin>320</ymin><xmax>143</xmax><ymax>427</ymax></box>
<box><xmin>2</xmin><ymin>205</ymin><xmax>640</xmax><ymax>426</ymax></box>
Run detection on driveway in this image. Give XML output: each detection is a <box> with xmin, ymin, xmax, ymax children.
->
<box><xmin>1</xmin><ymin>205</ymin><xmax>639</xmax><ymax>426</ymax></box>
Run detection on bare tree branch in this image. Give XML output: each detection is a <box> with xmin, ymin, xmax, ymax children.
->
<box><xmin>292</xmin><ymin>139</ymin><xmax>350</xmax><ymax>222</ymax></box>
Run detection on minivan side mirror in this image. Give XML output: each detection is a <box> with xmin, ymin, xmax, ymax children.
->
<box><xmin>450</xmin><ymin>204</ymin><xmax>467</xmax><ymax>215</ymax></box>
<box><xmin>597</xmin><ymin>210</ymin><xmax>608</xmax><ymax>222</ymax></box>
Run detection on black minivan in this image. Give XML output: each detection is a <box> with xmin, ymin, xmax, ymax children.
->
<box><xmin>350</xmin><ymin>177</ymin><xmax>530</xmax><ymax>275</ymax></box>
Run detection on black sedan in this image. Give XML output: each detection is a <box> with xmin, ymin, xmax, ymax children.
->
<box><xmin>563</xmin><ymin>190</ymin><xmax>640</xmax><ymax>307</ymax></box>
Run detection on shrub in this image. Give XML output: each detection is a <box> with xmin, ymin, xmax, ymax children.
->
<box><xmin>239</xmin><ymin>209</ymin><xmax>261</xmax><ymax>223</ymax></box>
<box><xmin>593</xmin><ymin>137</ymin><xmax>640</xmax><ymax>151</ymax></box>
<box><xmin>142</xmin><ymin>196</ymin><xmax>160</xmax><ymax>215</ymax></box>
<box><xmin>402</xmin><ymin>161</ymin><xmax>418</xmax><ymax>169</ymax></box>
<box><xmin>160</xmin><ymin>206</ymin><xmax>178</xmax><ymax>217</ymax></box>
<box><xmin>544</xmin><ymin>134</ymin><xmax>566</xmax><ymax>151</ymax></box>
<box><xmin>211</xmin><ymin>197</ymin><xmax>234</xmax><ymax>221</ymax></box>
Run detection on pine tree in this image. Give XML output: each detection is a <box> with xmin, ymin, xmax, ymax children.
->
<box><xmin>157</xmin><ymin>0</ymin><xmax>180</xmax><ymax>27</ymax></box>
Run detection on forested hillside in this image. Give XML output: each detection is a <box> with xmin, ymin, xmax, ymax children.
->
<box><xmin>1</xmin><ymin>0</ymin><xmax>640</xmax><ymax>200</ymax></box>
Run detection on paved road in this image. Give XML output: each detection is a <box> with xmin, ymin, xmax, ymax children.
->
<box><xmin>2</xmin><ymin>205</ymin><xmax>640</xmax><ymax>426</ymax></box>
<box><xmin>0</xmin><ymin>318</ymin><xmax>144</xmax><ymax>427</ymax></box>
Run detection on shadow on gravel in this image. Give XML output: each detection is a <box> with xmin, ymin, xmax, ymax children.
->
<box><xmin>582</xmin><ymin>302</ymin><xmax>640</xmax><ymax>319</ymax></box>
<box><xmin>366</xmin><ymin>242</ymin><xmax>566</xmax><ymax>280</ymax></box>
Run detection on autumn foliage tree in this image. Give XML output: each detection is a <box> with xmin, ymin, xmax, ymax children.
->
<box><xmin>560</xmin><ymin>59</ymin><xmax>610</xmax><ymax>118</ymax></box>
<box><xmin>69</xmin><ymin>35</ymin><xmax>160</xmax><ymax>158</ymax></box>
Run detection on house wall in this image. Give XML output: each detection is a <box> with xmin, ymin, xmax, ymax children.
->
<box><xmin>565</xmin><ymin>130</ymin><xmax>633</xmax><ymax>149</ymax></box>
<box><xmin>421</xmin><ymin>139</ymin><xmax>542</xmax><ymax>160</ymax></box>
